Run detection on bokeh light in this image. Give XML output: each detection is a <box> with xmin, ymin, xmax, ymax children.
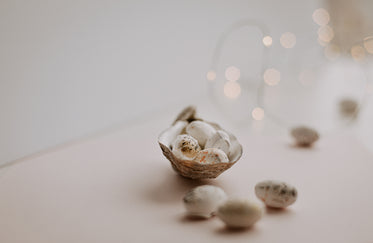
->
<box><xmin>252</xmin><ymin>107</ymin><xmax>265</xmax><ymax>121</ymax></box>
<box><xmin>206</xmin><ymin>70</ymin><xmax>216</xmax><ymax>81</ymax></box>
<box><xmin>312</xmin><ymin>8</ymin><xmax>330</xmax><ymax>26</ymax></box>
<box><xmin>317</xmin><ymin>38</ymin><xmax>328</xmax><ymax>47</ymax></box>
<box><xmin>225</xmin><ymin>66</ymin><xmax>241</xmax><ymax>82</ymax></box>
<box><xmin>263</xmin><ymin>68</ymin><xmax>281</xmax><ymax>86</ymax></box>
<box><xmin>262</xmin><ymin>36</ymin><xmax>273</xmax><ymax>47</ymax></box>
<box><xmin>366</xmin><ymin>83</ymin><xmax>373</xmax><ymax>95</ymax></box>
<box><xmin>318</xmin><ymin>25</ymin><xmax>334</xmax><ymax>43</ymax></box>
<box><xmin>224</xmin><ymin>81</ymin><xmax>241</xmax><ymax>99</ymax></box>
<box><xmin>324</xmin><ymin>44</ymin><xmax>340</xmax><ymax>60</ymax></box>
<box><xmin>363</xmin><ymin>36</ymin><xmax>373</xmax><ymax>54</ymax></box>
<box><xmin>299</xmin><ymin>69</ymin><xmax>315</xmax><ymax>86</ymax></box>
<box><xmin>280</xmin><ymin>32</ymin><xmax>296</xmax><ymax>48</ymax></box>
<box><xmin>351</xmin><ymin>45</ymin><xmax>365</xmax><ymax>62</ymax></box>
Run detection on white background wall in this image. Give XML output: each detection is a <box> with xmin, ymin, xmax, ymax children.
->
<box><xmin>0</xmin><ymin>0</ymin><xmax>321</xmax><ymax>165</ymax></box>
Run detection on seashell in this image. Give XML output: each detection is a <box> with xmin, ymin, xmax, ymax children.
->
<box><xmin>183</xmin><ymin>185</ymin><xmax>227</xmax><ymax>218</ymax></box>
<box><xmin>194</xmin><ymin>148</ymin><xmax>229</xmax><ymax>164</ymax></box>
<box><xmin>290</xmin><ymin>126</ymin><xmax>319</xmax><ymax>147</ymax></box>
<box><xmin>217</xmin><ymin>198</ymin><xmax>263</xmax><ymax>228</ymax></box>
<box><xmin>255</xmin><ymin>180</ymin><xmax>298</xmax><ymax>208</ymax></box>
<box><xmin>339</xmin><ymin>98</ymin><xmax>358</xmax><ymax>117</ymax></box>
<box><xmin>172</xmin><ymin>134</ymin><xmax>201</xmax><ymax>160</ymax></box>
<box><xmin>186</xmin><ymin>121</ymin><xmax>216</xmax><ymax>147</ymax></box>
<box><xmin>205</xmin><ymin>130</ymin><xmax>230</xmax><ymax>155</ymax></box>
<box><xmin>158</xmin><ymin>106</ymin><xmax>242</xmax><ymax>179</ymax></box>
<box><xmin>172</xmin><ymin>105</ymin><xmax>202</xmax><ymax>124</ymax></box>
<box><xmin>158</xmin><ymin>120</ymin><xmax>188</xmax><ymax>146</ymax></box>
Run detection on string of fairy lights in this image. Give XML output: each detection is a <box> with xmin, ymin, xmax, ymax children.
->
<box><xmin>207</xmin><ymin>7</ymin><xmax>373</xmax><ymax>124</ymax></box>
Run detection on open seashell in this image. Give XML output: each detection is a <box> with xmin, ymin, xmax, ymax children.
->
<box><xmin>158</xmin><ymin>106</ymin><xmax>242</xmax><ymax>179</ymax></box>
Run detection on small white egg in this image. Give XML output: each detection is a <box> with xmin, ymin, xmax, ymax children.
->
<box><xmin>183</xmin><ymin>185</ymin><xmax>227</xmax><ymax>218</ymax></box>
<box><xmin>194</xmin><ymin>148</ymin><xmax>229</xmax><ymax>164</ymax></box>
<box><xmin>172</xmin><ymin>134</ymin><xmax>201</xmax><ymax>160</ymax></box>
<box><xmin>186</xmin><ymin>121</ymin><xmax>216</xmax><ymax>147</ymax></box>
<box><xmin>205</xmin><ymin>130</ymin><xmax>231</xmax><ymax>155</ymax></box>
<box><xmin>339</xmin><ymin>98</ymin><xmax>358</xmax><ymax>117</ymax></box>
<box><xmin>217</xmin><ymin>198</ymin><xmax>263</xmax><ymax>228</ymax></box>
<box><xmin>255</xmin><ymin>180</ymin><xmax>298</xmax><ymax>208</ymax></box>
<box><xmin>291</xmin><ymin>126</ymin><xmax>319</xmax><ymax>147</ymax></box>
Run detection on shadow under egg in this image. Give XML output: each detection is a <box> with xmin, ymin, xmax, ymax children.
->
<box><xmin>265</xmin><ymin>206</ymin><xmax>295</xmax><ymax>216</ymax></box>
<box><xmin>178</xmin><ymin>214</ymin><xmax>212</xmax><ymax>223</ymax></box>
<box><xmin>214</xmin><ymin>225</ymin><xmax>260</xmax><ymax>236</ymax></box>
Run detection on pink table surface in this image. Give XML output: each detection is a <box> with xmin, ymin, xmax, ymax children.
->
<box><xmin>0</xmin><ymin>113</ymin><xmax>373</xmax><ymax>243</ymax></box>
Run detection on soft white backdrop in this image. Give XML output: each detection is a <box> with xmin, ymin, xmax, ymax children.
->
<box><xmin>0</xmin><ymin>0</ymin><xmax>333</xmax><ymax>165</ymax></box>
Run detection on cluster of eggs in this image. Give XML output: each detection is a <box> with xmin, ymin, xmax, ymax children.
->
<box><xmin>159</xmin><ymin>107</ymin><xmax>301</xmax><ymax>229</ymax></box>
<box><xmin>172</xmin><ymin>121</ymin><xmax>231</xmax><ymax>164</ymax></box>
<box><xmin>159</xmin><ymin>106</ymin><xmax>242</xmax><ymax>179</ymax></box>
<box><xmin>183</xmin><ymin>180</ymin><xmax>298</xmax><ymax>228</ymax></box>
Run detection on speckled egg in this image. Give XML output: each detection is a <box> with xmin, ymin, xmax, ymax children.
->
<box><xmin>255</xmin><ymin>180</ymin><xmax>298</xmax><ymax>208</ymax></box>
<box><xmin>172</xmin><ymin>134</ymin><xmax>201</xmax><ymax>160</ymax></box>
<box><xmin>194</xmin><ymin>148</ymin><xmax>229</xmax><ymax>164</ymax></box>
